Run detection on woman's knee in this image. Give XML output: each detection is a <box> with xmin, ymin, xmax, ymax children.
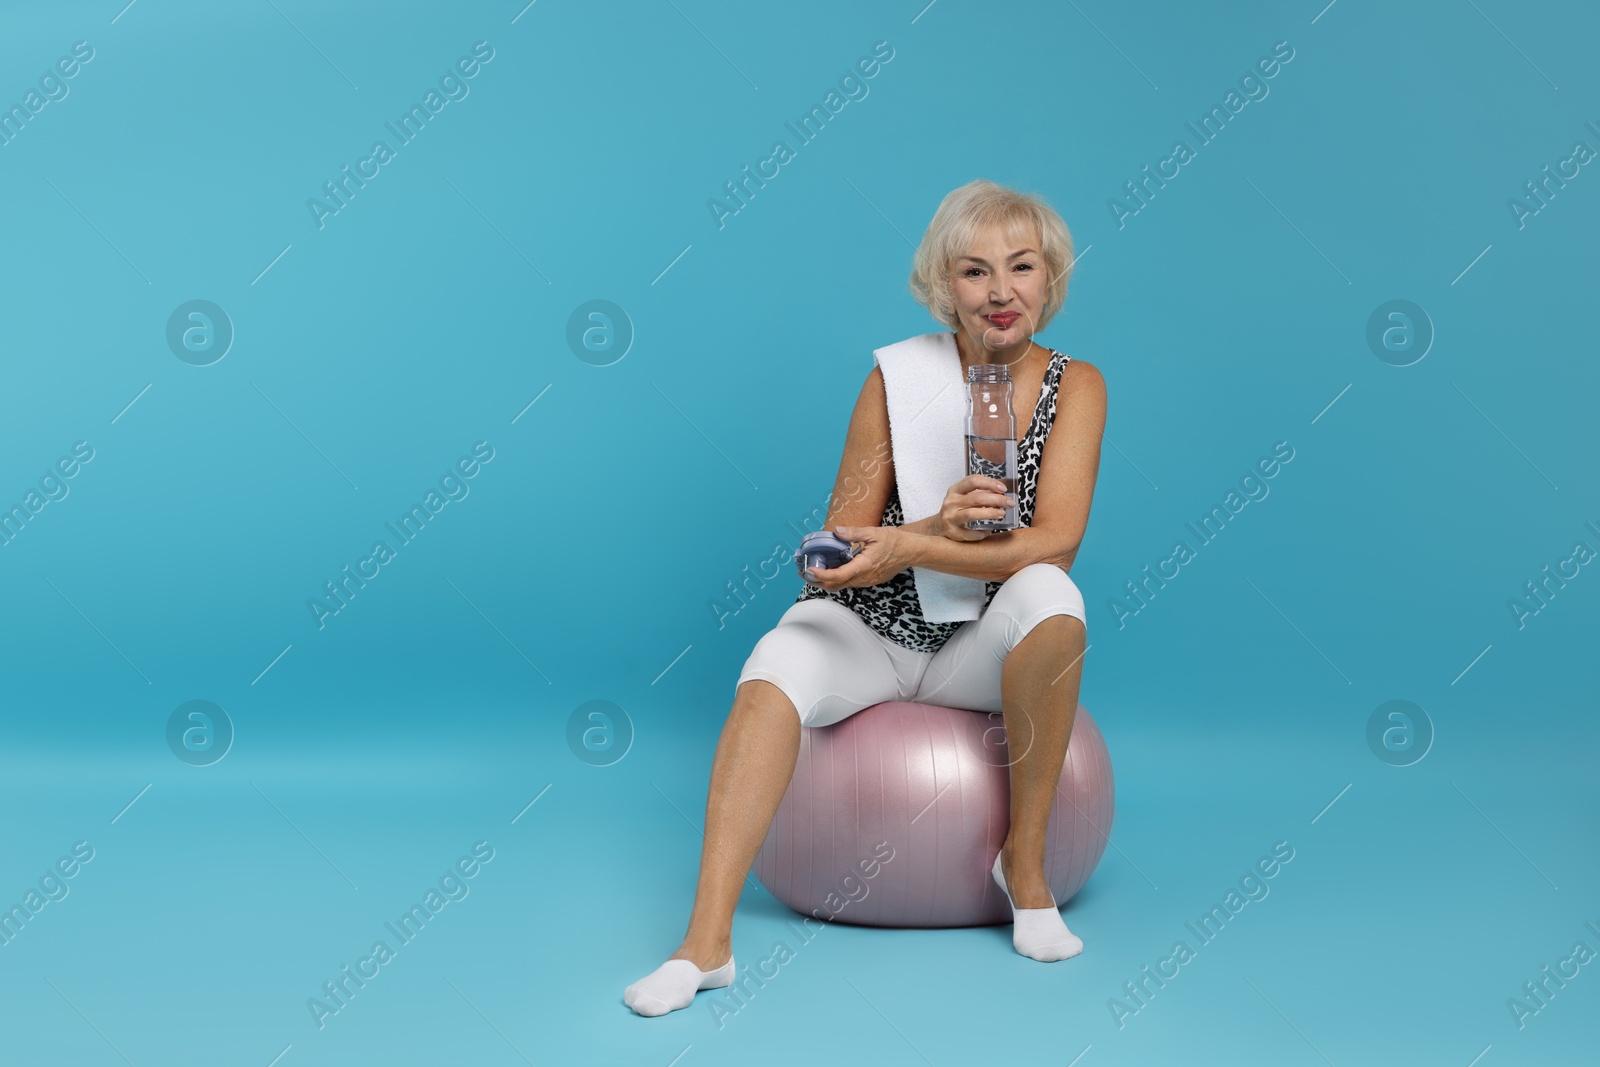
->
<box><xmin>736</xmin><ymin>606</ymin><xmax>897</xmax><ymax>729</ymax></box>
<box><xmin>736</xmin><ymin>668</ymin><xmax>860</xmax><ymax>729</ymax></box>
<box><xmin>737</xmin><ymin>620</ymin><xmax>847</xmax><ymax>727</ymax></box>
<box><xmin>736</xmin><ymin>628</ymin><xmax>813</xmax><ymax>724</ymax></box>
<box><xmin>995</xmin><ymin>562</ymin><xmax>1087</xmax><ymax>631</ymax></box>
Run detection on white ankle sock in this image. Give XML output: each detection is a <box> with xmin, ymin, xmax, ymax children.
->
<box><xmin>624</xmin><ymin>954</ymin><xmax>736</xmax><ymax>1017</ymax></box>
<box><xmin>992</xmin><ymin>851</ymin><xmax>1083</xmax><ymax>962</ymax></box>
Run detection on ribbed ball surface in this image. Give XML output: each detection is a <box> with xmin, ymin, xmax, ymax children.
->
<box><xmin>754</xmin><ymin>701</ymin><xmax>1114</xmax><ymax>928</ymax></box>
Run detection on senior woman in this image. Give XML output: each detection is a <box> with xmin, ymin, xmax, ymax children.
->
<box><xmin>625</xmin><ymin>179</ymin><xmax>1106</xmax><ymax>1017</ymax></box>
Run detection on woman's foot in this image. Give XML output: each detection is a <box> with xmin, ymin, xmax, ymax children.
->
<box><xmin>623</xmin><ymin>939</ymin><xmax>735</xmax><ymax>1017</ymax></box>
<box><xmin>992</xmin><ymin>847</ymin><xmax>1083</xmax><ymax>962</ymax></box>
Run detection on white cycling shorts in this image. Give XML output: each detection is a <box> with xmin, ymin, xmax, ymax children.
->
<box><xmin>736</xmin><ymin>562</ymin><xmax>1087</xmax><ymax>728</ymax></box>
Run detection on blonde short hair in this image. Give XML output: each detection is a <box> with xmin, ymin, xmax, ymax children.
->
<box><xmin>908</xmin><ymin>179</ymin><xmax>1074</xmax><ymax>333</ymax></box>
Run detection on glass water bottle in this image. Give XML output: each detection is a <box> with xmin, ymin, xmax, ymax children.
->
<box><xmin>965</xmin><ymin>363</ymin><xmax>1020</xmax><ymax>531</ymax></box>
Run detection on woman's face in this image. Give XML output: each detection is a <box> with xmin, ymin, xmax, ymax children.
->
<box><xmin>946</xmin><ymin>223</ymin><xmax>1048</xmax><ymax>354</ymax></box>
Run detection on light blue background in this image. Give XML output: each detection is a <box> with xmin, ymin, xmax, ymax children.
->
<box><xmin>1</xmin><ymin>1</ymin><xmax>1595</xmax><ymax>1064</ymax></box>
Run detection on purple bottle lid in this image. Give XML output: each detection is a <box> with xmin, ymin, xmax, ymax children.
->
<box><xmin>795</xmin><ymin>530</ymin><xmax>857</xmax><ymax>581</ymax></box>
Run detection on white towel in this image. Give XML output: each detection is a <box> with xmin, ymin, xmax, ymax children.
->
<box><xmin>873</xmin><ymin>331</ymin><xmax>987</xmax><ymax>623</ymax></box>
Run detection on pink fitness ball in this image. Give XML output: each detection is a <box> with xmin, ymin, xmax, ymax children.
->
<box><xmin>754</xmin><ymin>701</ymin><xmax>1114</xmax><ymax>927</ymax></box>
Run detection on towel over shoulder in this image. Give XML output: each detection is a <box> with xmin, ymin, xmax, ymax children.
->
<box><xmin>872</xmin><ymin>331</ymin><xmax>987</xmax><ymax>623</ymax></box>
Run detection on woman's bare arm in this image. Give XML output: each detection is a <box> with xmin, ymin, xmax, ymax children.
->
<box><xmin>819</xmin><ymin>366</ymin><xmax>898</xmax><ymax>531</ymax></box>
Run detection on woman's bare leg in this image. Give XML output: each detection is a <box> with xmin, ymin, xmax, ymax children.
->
<box><xmin>997</xmin><ymin>613</ymin><xmax>1087</xmax><ymax>908</ymax></box>
<box><xmin>668</xmin><ymin>677</ymin><xmax>801</xmax><ymax>970</ymax></box>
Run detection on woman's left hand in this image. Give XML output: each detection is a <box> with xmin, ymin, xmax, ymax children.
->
<box><xmin>804</xmin><ymin>525</ymin><xmax>916</xmax><ymax>590</ymax></box>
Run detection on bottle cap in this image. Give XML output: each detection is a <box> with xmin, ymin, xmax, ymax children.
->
<box><xmin>795</xmin><ymin>531</ymin><xmax>857</xmax><ymax>581</ymax></box>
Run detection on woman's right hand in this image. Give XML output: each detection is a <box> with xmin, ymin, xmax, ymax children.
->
<box><xmin>935</xmin><ymin>475</ymin><xmax>1016</xmax><ymax>541</ymax></box>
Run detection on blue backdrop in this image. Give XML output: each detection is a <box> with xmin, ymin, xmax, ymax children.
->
<box><xmin>2</xmin><ymin>1</ymin><xmax>1595</xmax><ymax>1064</ymax></box>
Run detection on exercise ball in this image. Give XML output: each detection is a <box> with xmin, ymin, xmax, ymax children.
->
<box><xmin>753</xmin><ymin>701</ymin><xmax>1113</xmax><ymax>928</ymax></box>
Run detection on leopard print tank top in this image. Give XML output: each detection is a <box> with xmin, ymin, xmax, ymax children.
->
<box><xmin>796</xmin><ymin>347</ymin><xmax>1072</xmax><ymax>652</ymax></box>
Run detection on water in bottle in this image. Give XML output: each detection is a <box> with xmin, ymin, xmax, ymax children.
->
<box><xmin>965</xmin><ymin>363</ymin><xmax>1020</xmax><ymax>532</ymax></box>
